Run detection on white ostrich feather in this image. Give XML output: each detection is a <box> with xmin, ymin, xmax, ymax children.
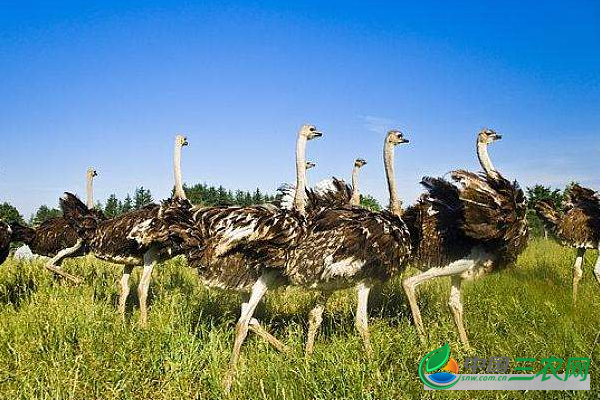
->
<box><xmin>277</xmin><ymin>183</ymin><xmax>295</xmax><ymax>210</ymax></box>
<box><xmin>313</xmin><ymin>178</ymin><xmax>340</xmax><ymax>196</ymax></box>
<box><xmin>13</xmin><ymin>245</ymin><xmax>36</xmax><ymax>261</ymax></box>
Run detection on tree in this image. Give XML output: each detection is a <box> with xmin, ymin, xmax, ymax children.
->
<box><xmin>122</xmin><ymin>195</ymin><xmax>133</xmax><ymax>213</ymax></box>
<box><xmin>526</xmin><ymin>185</ymin><xmax>563</xmax><ymax>209</ymax></box>
<box><xmin>526</xmin><ymin>185</ymin><xmax>564</xmax><ymax>238</ymax></box>
<box><xmin>104</xmin><ymin>194</ymin><xmax>121</xmax><ymax>218</ymax></box>
<box><xmin>32</xmin><ymin>205</ymin><xmax>61</xmax><ymax>225</ymax></box>
<box><xmin>134</xmin><ymin>187</ymin><xmax>153</xmax><ymax>209</ymax></box>
<box><xmin>0</xmin><ymin>202</ymin><xmax>24</xmax><ymax>224</ymax></box>
<box><xmin>360</xmin><ymin>195</ymin><xmax>382</xmax><ymax>212</ymax></box>
<box><xmin>216</xmin><ymin>186</ymin><xmax>232</xmax><ymax>205</ymax></box>
<box><xmin>252</xmin><ymin>188</ymin><xmax>263</xmax><ymax>204</ymax></box>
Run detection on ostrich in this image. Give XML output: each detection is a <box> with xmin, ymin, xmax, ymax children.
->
<box><xmin>401</xmin><ymin>129</ymin><xmax>529</xmax><ymax>346</ymax></box>
<box><xmin>304</xmin><ymin>158</ymin><xmax>367</xmax><ymax>356</ymax></box>
<box><xmin>57</xmin><ymin>135</ymin><xmax>189</xmax><ymax>325</ymax></box>
<box><xmin>279</xmin><ymin>131</ymin><xmax>412</xmax><ymax>358</ymax></box>
<box><xmin>8</xmin><ymin>168</ymin><xmax>101</xmax><ymax>283</ymax></box>
<box><xmin>273</xmin><ymin>157</ymin><xmax>366</xmax><ymax>355</ymax></box>
<box><xmin>535</xmin><ymin>185</ymin><xmax>600</xmax><ymax>301</ymax></box>
<box><xmin>350</xmin><ymin>158</ymin><xmax>367</xmax><ymax>206</ymax></box>
<box><xmin>0</xmin><ymin>221</ymin><xmax>11</xmax><ymax>265</ymax></box>
<box><xmin>135</xmin><ymin>124</ymin><xmax>323</xmax><ymax>390</ymax></box>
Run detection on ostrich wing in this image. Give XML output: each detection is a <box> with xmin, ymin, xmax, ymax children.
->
<box><xmin>451</xmin><ymin>170</ymin><xmax>529</xmax><ymax>266</ymax></box>
<box><xmin>276</xmin><ymin>177</ymin><xmax>352</xmax><ymax>215</ymax></box>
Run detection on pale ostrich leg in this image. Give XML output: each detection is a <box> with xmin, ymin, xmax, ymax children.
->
<box><xmin>594</xmin><ymin>242</ymin><xmax>600</xmax><ymax>288</ymax></box>
<box><xmin>572</xmin><ymin>248</ymin><xmax>586</xmax><ymax>302</ymax></box>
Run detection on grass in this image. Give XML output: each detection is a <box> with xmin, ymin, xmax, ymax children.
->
<box><xmin>0</xmin><ymin>238</ymin><xmax>598</xmax><ymax>399</ymax></box>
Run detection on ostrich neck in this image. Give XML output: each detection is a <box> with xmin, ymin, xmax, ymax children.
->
<box><xmin>477</xmin><ymin>142</ymin><xmax>497</xmax><ymax>177</ymax></box>
<box><xmin>174</xmin><ymin>142</ymin><xmax>187</xmax><ymax>200</ymax></box>
<box><xmin>86</xmin><ymin>174</ymin><xmax>94</xmax><ymax>209</ymax></box>
<box><xmin>384</xmin><ymin>142</ymin><xmax>402</xmax><ymax>217</ymax></box>
<box><xmin>293</xmin><ymin>136</ymin><xmax>308</xmax><ymax>215</ymax></box>
<box><xmin>351</xmin><ymin>166</ymin><xmax>360</xmax><ymax>206</ymax></box>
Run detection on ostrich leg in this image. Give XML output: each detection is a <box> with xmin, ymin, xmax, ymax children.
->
<box><xmin>403</xmin><ymin>258</ymin><xmax>475</xmax><ymax>344</ymax></box>
<box><xmin>593</xmin><ymin>243</ymin><xmax>600</xmax><ymax>288</ymax></box>
<box><xmin>305</xmin><ymin>291</ymin><xmax>331</xmax><ymax>356</ymax></box>
<box><xmin>572</xmin><ymin>248</ymin><xmax>586</xmax><ymax>303</ymax></box>
<box><xmin>118</xmin><ymin>265</ymin><xmax>134</xmax><ymax>320</ymax></box>
<box><xmin>448</xmin><ymin>276</ymin><xmax>469</xmax><ymax>347</ymax></box>
<box><xmin>223</xmin><ymin>272</ymin><xmax>276</xmax><ymax>393</ymax></box>
<box><xmin>138</xmin><ymin>247</ymin><xmax>159</xmax><ymax>327</ymax></box>
<box><xmin>355</xmin><ymin>282</ymin><xmax>373</xmax><ymax>357</ymax></box>
<box><xmin>240</xmin><ymin>293</ymin><xmax>288</xmax><ymax>353</ymax></box>
<box><xmin>248</xmin><ymin>318</ymin><xmax>289</xmax><ymax>353</ymax></box>
<box><xmin>43</xmin><ymin>239</ymin><xmax>84</xmax><ymax>284</ymax></box>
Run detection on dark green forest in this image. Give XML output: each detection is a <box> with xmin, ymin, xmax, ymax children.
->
<box><xmin>0</xmin><ymin>181</ymin><xmax>577</xmax><ymax>238</ymax></box>
<box><xmin>0</xmin><ymin>182</ymin><xmax>384</xmax><ymax>227</ymax></box>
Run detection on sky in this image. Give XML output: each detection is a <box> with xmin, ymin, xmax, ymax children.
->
<box><xmin>1</xmin><ymin>0</ymin><xmax>599</xmax><ymax>217</ymax></box>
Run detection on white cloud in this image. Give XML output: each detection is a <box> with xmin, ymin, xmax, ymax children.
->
<box><xmin>359</xmin><ymin>115</ymin><xmax>395</xmax><ymax>135</ymax></box>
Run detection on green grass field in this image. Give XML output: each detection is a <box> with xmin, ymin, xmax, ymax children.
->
<box><xmin>0</xmin><ymin>238</ymin><xmax>598</xmax><ymax>399</ymax></box>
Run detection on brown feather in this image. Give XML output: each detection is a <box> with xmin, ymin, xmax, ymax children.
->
<box><xmin>10</xmin><ymin>218</ymin><xmax>81</xmax><ymax>258</ymax></box>
<box><xmin>451</xmin><ymin>169</ymin><xmax>529</xmax><ymax>268</ymax></box>
<box><xmin>537</xmin><ymin>186</ymin><xmax>600</xmax><ymax>248</ymax></box>
<box><xmin>403</xmin><ymin>177</ymin><xmax>474</xmax><ymax>269</ymax></box>
<box><xmin>61</xmin><ymin>192</ymin><xmax>161</xmax><ymax>264</ymax></box>
<box><xmin>285</xmin><ymin>207</ymin><xmax>412</xmax><ymax>289</ymax></box>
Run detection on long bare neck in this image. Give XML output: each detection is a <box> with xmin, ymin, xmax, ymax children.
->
<box><xmin>174</xmin><ymin>142</ymin><xmax>187</xmax><ymax>200</ymax></box>
<box><xmin>86</xmin><ymin>174</ymin><xmax>94</xmax><ymax>209</ymax></box>
<box><xmin>384</xmin><ymin>142</ymin><xmax>402</xmax><ymax>216</ymax></box>
<box><xmin>351</xmin><ymin>166</ymin><xmax>360</xmax><ymax>206</ymax></box>
<box><xmin>477</xmin><ymin>141</ymin><xmax>498</xmax><ymax>177</ymax></box>
<box><xmin>293</xmin><ymin>136</ymin><xmax>308</xmax><ymax>215</ymax></box>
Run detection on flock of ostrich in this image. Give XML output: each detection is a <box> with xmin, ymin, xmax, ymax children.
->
<box><xmin>1</xmin><ymin>126</ymin><xmax>600</xmax><ymax>389</ymax></box>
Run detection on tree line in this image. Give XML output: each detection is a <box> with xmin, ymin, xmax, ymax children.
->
<box><xmin>1</xmin><ymin>183</ymin><xmax>386</xmax><ymax>226</ymax></box>
<box><xmin>6</xmin><ymin>180</ymin><xmax>578</xmax><ymax>238</ymax></box>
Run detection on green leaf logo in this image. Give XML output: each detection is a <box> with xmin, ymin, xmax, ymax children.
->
<box><xmin>425</xmin><ymin>343</ymin><xmax>450</xmax><ymax>372</ymax></box>
<box><xmin>419</xmin><ymin>343</ymin><xmax>459</xmax><ymax>390</ymax></box>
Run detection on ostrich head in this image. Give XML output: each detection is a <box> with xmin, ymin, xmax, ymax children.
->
<box><xmin>299</xmin><ymin>124</ymin><xmax>323</xmax><ymax>140</ymax></box>
<box><xmin>175</xmin><ymin>134</ymin><xmax>189</xmax><ymax>147</ymax></box>
<box><xmin>354</xmin><ymin>158</ymin><xmax>367</xmax><ymax>168</ymax></box>
<box><xmin>306</xmin><ymin>161</ymin><xmax>316</xmax><ymax>170</ymax></box>
<box><xmin>87</xmin><ymin>168</ymin><xmax>98</xmax><ymax>178</ymax></box>
<box><xmin>477</xmin><ymin>129</ymin><xmax>502</xmax><ymax>145</ymax></box>
<box><xmin>385</xmin><ymin>130</ymin><xmax>410</xmax><ymax>146</ymax></box>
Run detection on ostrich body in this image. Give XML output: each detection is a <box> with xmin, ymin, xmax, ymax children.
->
<box><xmin>535</xmin><ymin>185</ymin><xmax>600</xmax><ymax>301</ymax></box>
<box><xmin>58</xmin><ymin>135</ymin><xmax>189</xmax><ymax>324</ymax></box>
<box><xmin>0</xmin><ymin>222</ymin><xmax>11</xmax><ymax>265</ymax></box>
<box><xmin>402</xmin><ymin>129</ymin><xmax>529</xmax><ymax>346</ymax></box>
<box><xmin>8</xmin><ymin>168</ymin><xmax>100</xmax><ymax>282</ymax></box>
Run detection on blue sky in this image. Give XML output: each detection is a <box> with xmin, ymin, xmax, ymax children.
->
<box><xmin>1</xmin><ymin>0</ymin><xmax>599</xmax><ymax>217</ymax></box>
